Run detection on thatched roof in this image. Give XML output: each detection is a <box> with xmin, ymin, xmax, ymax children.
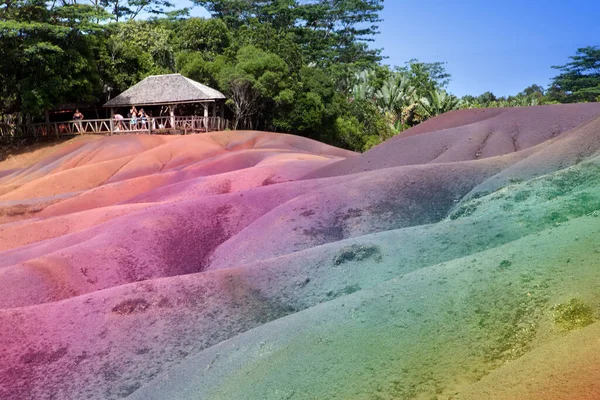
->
<box><xmin>103</xmin><ymin>74</ymin><xmax>226</xmax><ymax>107</ymax></box>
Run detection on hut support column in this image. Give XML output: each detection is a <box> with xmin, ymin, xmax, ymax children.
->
<box><xmin>110</xmin><ymin>108</ymin><xmax>114</xmax><ymax>135</ymax></box>
<box><xmin>219</xmin><ymin>101</ymin><xmax>225</xmax><ymax>130</ymax></box>
<box><xmin>204</xmin><ymin>102</ymin><xmax>209</xmax><ymax>131</ymax></box>
<box><xmin>212</xmin><ymin>101</ymin><xmax>221</xmax><ymax>131</ymax></box>
<box><xmin>169</xmin><ymin>105</ymin><xmax>176</xmax><ymax>132</ymax></box>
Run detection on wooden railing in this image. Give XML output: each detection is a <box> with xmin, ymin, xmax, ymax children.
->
<box><xmin>0</xmin><ymin>116</ymin><xmax>230</xmax><ymax>138</ymax></box>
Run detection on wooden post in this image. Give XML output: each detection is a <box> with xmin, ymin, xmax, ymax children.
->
<box><xmin>109</xmin><ymin>108</ymin><xmax>114</xmax><ymax>136</ymax></box>
<box><xmin>169</xmin><ymin>105</ymin><xmax>176</xmax><ymax>133</ymax></box>
<box><xmin>203</xmin><ymin>102</ymin><xmax>209</xmax><ymax>131</ymax></box>
<box><xmin>211</xmin><ymin>102</ymin><xmax>216</xmax><ymax>132</ymax></box>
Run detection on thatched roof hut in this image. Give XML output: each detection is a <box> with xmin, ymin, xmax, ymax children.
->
<box><xmin>103</xmin><ymin>74</ymin><xmax>226</xmax><ymax>107</ymax></box>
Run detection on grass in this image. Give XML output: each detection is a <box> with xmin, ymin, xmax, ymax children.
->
<box><xmin>332</xmin><ymin>244</ymin><xmax>382</xmax><ymax>266</ymax></box>
<box><xmin>553</xmin><ymin>298</ymin><xmax>595</xmax><ymax>331</ymax></box>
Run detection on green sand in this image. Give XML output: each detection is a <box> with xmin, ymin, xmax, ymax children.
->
<box><xmin>130</xmin><ymin>155</ymin><xmax>600</xmax><ymax>399</ymax></box>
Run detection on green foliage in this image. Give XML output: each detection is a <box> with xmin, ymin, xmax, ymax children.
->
<box><xmin>337</xmin><ymin>99</ymin><xmax>393</xmax><ymax>151</ymax></box>
<box><xmin>396</xmin><ymin>59</ymin><xmax>451</xmax><ymax>98</ymax></box>
<box><xmin>553</xmin><ymin>298</ymin><xmax>595</xmax><ymax>331</ymax></box>
<box><xmin>461</xmin><ymin>85</ymin><xmax>552</xmax><ymax>109</ymax></box>
<box><xmin>97</xmin><ymin>20</ymin><xmax>175</xmax><ymax>102</ymax></box>
<box><xmin>233</xmin><ymin>21</ymin><xmax>303</xmax><ymax>72</ymax></box>
<box><xmin>99</xmin><ymin>0</ymin><xmax>175</xmax><ymax>22</ymax></box>
<box><xmin>548</xmin><ymin>46</ymin><xmax>600</xmax><ymax>103</ymax></box>
<box><xmin>4</xmin><ymin>0</ymin><xmax>597</xmax><ymax>153</ymax></box>
<box><xmin>333</xmin><ymin>244</ymin><xmax>382</xmax><ymax>266</ymax></box>
<box><xmin>176</xmin><ymin>17</ymin><xmax>231</xmax><ymax>59</ymax></box>
<box><xmin>374</xmin><ymin>74</ymin><xmax>416</xmax><ymax>127</ymax></box>
<box><xmin>215</xmin><ymin>45</ymin><xmax>291</xmax><ymax>129</ymax></box>
<box><xmin>176</xmin><ymin>52</ymin><xmax>221</xmax><ymax>89</ymax></box>
<box><xmin>273</xmin><ymin>67</ymin><xmax>344</xmax><ymax>143</ymax></box>
<box><xmin>0</xmin><ymin>0</ymin><xmax>108</xmax><ymax>115</ymax></box>
<box><xmin>416</xmin><ymin>89</ymin><xmax>461</xmax><ymax>119</ymax></box>
<box><xmin>196</xmin><ymin>0</ymin><xmax>384</xmax><ymax>73</ymax></box>
<box><xmin>348</xmin><ymin>62</ymin><xmax>457</xmax><ymax>136</ymax></box>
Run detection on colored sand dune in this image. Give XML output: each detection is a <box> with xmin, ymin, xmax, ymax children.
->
<box><xmin>2</xmin><ymin>104</ymin><xmax>600</xmax><ymax>399</ymax></box>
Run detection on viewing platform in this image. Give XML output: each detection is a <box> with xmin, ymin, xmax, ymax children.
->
<box><xmin>0</xmin><ymin>115</ymin><xmax>231</xmax><ymax>139</ymax></box>
<box><xmin>1</xmin><ymin>74</ymin><xmax>232</xmax><ymax>140</ymax></box>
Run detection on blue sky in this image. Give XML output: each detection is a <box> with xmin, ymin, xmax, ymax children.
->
<box><xmin>179</xmin><ymin>0</ymin><xmax>600</xmax><ymax>97</ymax></box>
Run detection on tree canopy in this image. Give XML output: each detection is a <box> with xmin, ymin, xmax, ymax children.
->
<box><xmin>0</xmin><ymin>0</ymin><xmax>597</xmax><ymax>150</ymax></box>
<box><xmin>547</xmin><ymin>46</ymin><xmax>600</xmax><ymax>103</ymax></box>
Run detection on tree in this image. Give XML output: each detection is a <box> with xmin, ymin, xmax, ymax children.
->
<box><xmin>300</xmin><ymin>0</ymin><xmax>383</xmax><ymax>65</ymax></box>
<box><xmin>415</xmin><ymin>89</ymin><xmax>461</xmax><ymax>120</ymax></box>
<box><xmin>335</xmin><ymin>98</ymin><xmax>392</xmax><ymax>151</ymax></box>
<box><xmin>520</xmin><ymin>84</ymin><xmax>545</xmax><ymax>98</ymax></box>
<box><xmin>373</xmin><ymin>75</ymin><xmax>416</xmax><ymax>131</ymax></box>
<box><xmin>396</xmin><ymin>59</ymin><xmax>451</xmax><ymax>98</ymax></box>
<box><xmin>176</xmin><ymin>52</ymin><xmax>223</xmax><ymax>89</ymax></box>
<box><xmin>176</xmin><ymin>17</ymin><xmax>231</xmax><ymax>59</ymax></box>
<box><xmin>196</xmin><ymin>0</ymin><xmax>383</xmax><ymax>74</ymax></box>
<box><xmin>0</xmin><ymin>0</ymin><xmax>108</xmax><ymax>117</ymax></box>
<box><xmin>476</xmin><ymin>91</ymin><xmax>497</xmax><ymax>105</ymax></box>
<box><xmin>233</xmin><ymin>20</ymin><xmax>304</xmax><ymax>72</ymax></box>
<box><xmin>350</xmin><ymin>63</ymin><xmax>454</xmax><ymax>132</ymax></box>
<box><xmin>97</xmin><ymin>20</ymin><xmax>175</xmax><ymax>102</ymax></box>
<box><xmin>216</xmin><ymin>46</ymin><xmax>290</xmax><ymax>129</ymax></box>
<box><xmin>274</xmin><ymin>66</ymin><xmax>345</xmax><ymax>143</ymax></box>
<box><xmin>548</xmin><ymin>46</ymin><xmax>600</xmax><ymax>103</ymax></box>
<box><xmin>99</xmin><ymin>0</ymin><xmax>175</xmax><ymax>22</ymax></box>
<box><xmin>194</xmin><ymin>0</ymin><xmax>299</xmax><ymax>29</ymax></box>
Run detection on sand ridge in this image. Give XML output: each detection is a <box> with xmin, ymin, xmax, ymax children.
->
<box><xmin>2</xmin><ymin>105</ymin><xmax>600</xmax><ymax>399</ymax></box>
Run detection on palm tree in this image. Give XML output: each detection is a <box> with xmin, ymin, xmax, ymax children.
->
<box><xmin>374</xmin><ymin>74</ymin><xmax>416</xmax><ymax>128</ymax></box>
<box><xmin>351</xmin><ymin>70</ymin><xmax>418</xmax><ymax>133</ymax></box>
<box><xmin>511</xmin><ymin>96</ymin><xmax>540</xmax><ymax>107</ymax></box>
<box><xmin>416</xmin><ymin>89</ymin><xmax>461</xmax><ymax>120</ymax></box>
<box><xmin>350</xmin><ymin>70</ymin><xmax>376</xmax><ymax>102</ymax></box>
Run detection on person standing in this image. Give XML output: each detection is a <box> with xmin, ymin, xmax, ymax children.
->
<box><xmin>129</xmin><ymin>107</ymin><xmax>138</xmax><ymax>131</ymax></box>
<box><xmin>139</xmin><ymin>109</ymin><xmax>148</xmax><ymax>130</ymax></box>
<box><xmin>73</xmin><ymin>109</ymin><xmax>84</xmax><ymax>133</ymax></box>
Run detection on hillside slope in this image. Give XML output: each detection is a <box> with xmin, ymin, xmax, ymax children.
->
<box><xmin>1</xmin><ymin>105</ymin><xmax>600</xmax><ymax>399</ymax></box>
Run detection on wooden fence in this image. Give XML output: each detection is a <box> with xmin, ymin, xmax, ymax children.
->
<box><xmin>0</xmin><ymin>116</ymin><xmax>230</xmax><ymax>139</ymax></box>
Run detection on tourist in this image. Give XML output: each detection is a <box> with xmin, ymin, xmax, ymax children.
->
<box><xmin>130</xmin><ymin>107</ymin><xmax>138</xmax><ymax>130</ymax></box>
<box><xmin>113</xmin><ymin>114</ymin><xmax>124</xmax><ymax>132</ymax></box>
<box><xmin>139</xmin><ymin>109</ymin><xmax>148</xmax><ymax>130</ymax></box>
<box><xmin>73</xmin><ymin>109</ymin><xmax>84</xmax><ymax>133</ymax></box>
